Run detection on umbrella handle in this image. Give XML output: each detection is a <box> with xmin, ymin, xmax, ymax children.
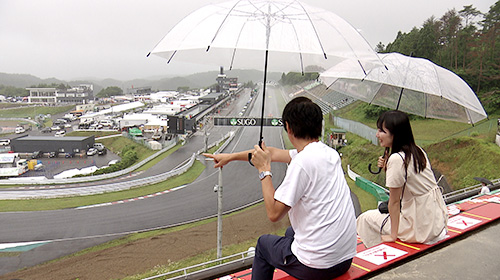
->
<box><xmin>248</xmin><ymin>152</ymin><xmax>254</xmax><ymax>166</ymax></box>
<box><xmin>248</xmin><ymin>140</ymin><xmax>263</xmax><ymax>166</ymax></box>
<box><xmin>368</xmin><ymin>147</ymin><xmax>389</xmax><ymax>174</ymax></box>
<box><xmin>368</xmin><ymin>163</ymin><xmax>382</xmax><ymax>174</ymax></box>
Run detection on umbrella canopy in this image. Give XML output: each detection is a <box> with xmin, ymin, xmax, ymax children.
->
<box><xmin>473</xmin><ymin>177</ymin><xmax>493</xmax><ymax>186</ymax></box>
<box><xmin>148</xmin><ymin>0</ymin><xmax>382</xmax><ymax>73</ymax></box>
<box><xmin>148</xmin><ymin>0</ymin><xmax>383</xmax><ymax>146</ymax></box>
<box><xmin>320</xmin><ymin>52</ymin><xmax>487</xmax><ymax>124</ymax></box>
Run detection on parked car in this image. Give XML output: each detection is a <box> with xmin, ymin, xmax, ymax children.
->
<box><xmin>0</xmin><ymin>139</ymin><xmax>10</xmax><ymax>146</ymax></box>
<box><xmin>55</xmin><ymin>130</ymin><xmax>66</xmax><ymax>137</ymax></box>
<box><xmin>93</xmin><ymin>143</ymin><xmax>105</xmax><ymax>150</ymax></box>
<box><xmin>49</xmin><ymin>151</ymin><xmax>59</xmax><ymax>158</ymax></box>
<box><xmin>78</xmin><ymin>123</ymin><xmax>90</xmax><ymax>129</ymax></box>
<box><xmin>65</xmin><ymin>152</ymin><xmax>75</xmax><ymax>158</ymax></box>
<box><xmin>34</xmin><ymin>163</ymin><xmax>44</xmax><ymax>171</ymax></box>
<box><xmin>41</xmin><ymin>127</ymin><xmax>52</xmax><ymax>133</ymax></box>
<box><xmin>51</xmin><ymin>125</ymin><xmax>63</xmax><ymax>131</ymax></box>
<box><xmin>99</xmin><ymin>120</ymin><xmax>114</xmax><ymax>127</ymax></box>
<box><xmin>98</xmin><ymin>148</ymin><xmax>107</xmax><ymax>155</ymax></box>
<box><xmin>15</xmin><ymin>127</ymin><xmax>25</xmax><ymax>134</ymax></box>
<box><xmin>89</xmin><ymin>123</ymin><xmax>103</xmax><ymax>130</ymax></box>
<box><xmin>31</xmin><ymin>150</ymin><xmax>42</xmax><ymax>159</ymax></box>
<box><xmin>86</xmin><ymin>148</ymin><xmax>98</xmax><ymax>156</ymax></box>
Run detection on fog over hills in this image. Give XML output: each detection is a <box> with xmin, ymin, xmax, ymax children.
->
<box><xmin>0</xmin><ymin>69</ymin><xmax>282</xmax><ymax>93</ymax></box>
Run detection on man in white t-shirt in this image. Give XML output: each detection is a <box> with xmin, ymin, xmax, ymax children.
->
<box><xmin>204</xmin><ymin>97</ymin><xmax>356</xmax><ymax>280</ymax></box>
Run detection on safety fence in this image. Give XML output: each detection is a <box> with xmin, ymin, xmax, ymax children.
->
<box><xmin>441</xmin><ymin>118</ymin><xmax>498</xmax><ymax>140</ymax></box>
<box><xmin>334</xmin><ymin>116</ymin><xmax>378</xmax><ymax>145</ymax></box>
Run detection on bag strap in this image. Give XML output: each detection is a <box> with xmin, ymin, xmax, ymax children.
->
<box><xmin>399</xmin><ymin>152</ymin><xmax>407</xmax><ymax>198</ymax></box>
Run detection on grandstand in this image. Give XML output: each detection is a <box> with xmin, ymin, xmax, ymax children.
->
<box><xmin>292</xmin><ymin>81</ymin><xmax>356</xmax><ymax>114</ymax></box>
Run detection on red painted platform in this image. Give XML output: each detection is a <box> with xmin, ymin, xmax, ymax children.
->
<box><xmin>216</xmin><ymin>191</ymin><xmax>500</xmax><ymax>280</ymax></box>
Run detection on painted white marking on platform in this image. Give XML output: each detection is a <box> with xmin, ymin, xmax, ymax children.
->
<box><xmin>356</xmin><ymin>244</ymin><xmax>407</xmax><ymax>266</ymax></box>
<box><xmin>487</xmin><ymin>196</ymin><xmax>500</xmax><ymax>203</ymax></box>
<box><xmin>448</xmin><ymin>215</ymin><xmax>481</xmax><ymax>230</ymax></box>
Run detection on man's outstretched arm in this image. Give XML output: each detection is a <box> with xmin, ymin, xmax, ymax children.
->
<box><xmin>203</xmin><ymin>142</ymin><xmax>291</xmax><ymax>168</ymax></box>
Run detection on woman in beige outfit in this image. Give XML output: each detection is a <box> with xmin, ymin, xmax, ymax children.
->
<box><xmin>356</xmin><ymin>111</ymin><xmax>448</xmax><ymax>248</ymax></box>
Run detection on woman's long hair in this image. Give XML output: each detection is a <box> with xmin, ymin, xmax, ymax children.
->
<box><xmin>377</xmin><ymin>111</ymin><xmax>426</xmax><ymax>173</ymax></box>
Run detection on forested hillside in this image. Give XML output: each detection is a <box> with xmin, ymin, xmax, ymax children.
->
<box><xmin>377</xmin><ymin>1</ymin><xmax>499</xmax><ymax>114</ymax></box>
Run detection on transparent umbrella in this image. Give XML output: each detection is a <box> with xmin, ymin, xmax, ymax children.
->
<box><xmin>320</xmin><ymin>52</ymin><xmax>487</xmax><ymax>124</ymax></box>
<box><xmin>320</xmin><ymin>52</ymin><xmax>488</xmax><ymax>173</ymax></box>
<box><xmin>148</xmin><ymin>0</ymin><xmax>383</xmax><ymax>146</ymax></box>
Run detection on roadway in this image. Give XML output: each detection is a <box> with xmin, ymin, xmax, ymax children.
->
<box><xmin>0</xmin><ymin>86</ymin><xmax>290</xmax><ymax>275</ymax></box>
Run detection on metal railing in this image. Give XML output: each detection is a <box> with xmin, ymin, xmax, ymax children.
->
<box><xmin>443</xmin><ymin>178</ymin><xmax>500</xmax><ymax>204</ymax></box>
<box><xmin>142</xmin><ymin>250</ymin><xmax>254</xmax><ymax>280</ymax></box>
<box><xmin>334</xmin><ymin>116</ymin><xmax>378</xmax><ymax>145</ymax></box>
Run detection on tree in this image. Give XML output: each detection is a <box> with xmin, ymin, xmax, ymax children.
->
<box><xmin>279</xmin><ymin>72</ymin><xmax>319</xmax><ymax>86</ymax></box>
<box><xmin>459</xmin><ymin>5</ymin><xmax>482</xmax><ymax>28</ymax></box>
<box><xmin>416</xmin><ymin>17</ymin><xmax>440</xmax><ymax>60</ymax></box>
<box><xmin>473</xmin><ymin>0</ymin><xmax>500</xmax><ymax>92</ymax></box>
<box><xmin>375</xmin><ymin>42</ymin><xmax>386</xmax><ymax>53</ymax></box>
<box><xmin>0</xmin><ymin>85</ymin><xmax>29</xmax><ymax>97</ymax></box>
<box><xmin>243</xmin><ymin>81</ymin><xmax>256</xmax><ymax>89</ymax></box>
<box><xmin>29</xmin><ymin>83</ymin><xmax>70</xmax><ymax>89</ymax></box>
<box><xmin>97</xmin><ymin>86</ymin><xmax>123</xmax><ymax>98</ymax></box>
<box><xmin>458</xmin><ymin>5</ymin><xmax>483</xmax><ymax>70</ymax></box>
<box><xmin>381</xmin><ymin>1</ymin><xmax>499</xmax><ymax>95</ymax></box>
<box><xmin>481</xmin><ymin>0</ymin><xmax>500</xmax><ymax>62</ymax></box>
<box><xmin>439</xmin><ymin>9</ymin><xmax>462</xmax><ymax>69</ymax></box>
<box><xmin>177</xmin><ymin>86</ymin><xmax>189</xmax><ymax>93</ymax></box>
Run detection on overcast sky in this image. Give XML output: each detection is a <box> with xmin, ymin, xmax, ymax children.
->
<box><xmin>0</xmin><ymin>0</ymin><xmax>496</xmax><ymax>81</ymax></box>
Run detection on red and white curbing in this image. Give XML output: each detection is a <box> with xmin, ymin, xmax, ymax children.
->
<box><xmin>76</xmin><ymin>185</ymin><xmax>187</xmax><ymax>209</ymax></box>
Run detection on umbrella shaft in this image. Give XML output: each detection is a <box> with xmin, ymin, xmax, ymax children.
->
<box><xmin>259</xmin><ymin>49</ymin><xmax>269</xmax><ymax>147</ymax></box>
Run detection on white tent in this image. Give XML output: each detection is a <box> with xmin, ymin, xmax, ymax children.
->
<box><xmin>53</xmin><ymin>168</ymin><xmax>80</xmax><ymax>179</ymax></box>
<box><xmin>148</xmin><ymin>140</ymin><xmax>163</xmax><ymax>150</ymax></box>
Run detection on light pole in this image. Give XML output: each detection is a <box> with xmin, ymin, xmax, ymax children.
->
<box><xmin>216</xmin><ymin>167</ymin><xmax>223</xmax><ymax>259</ymax></box>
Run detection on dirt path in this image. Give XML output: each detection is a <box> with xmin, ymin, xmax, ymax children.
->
<box><xmin>0</xmin><ymin>204</ymin><xmax>290</xmax><ymax>280</ymax></box>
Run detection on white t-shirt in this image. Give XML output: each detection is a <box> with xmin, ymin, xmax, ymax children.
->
<box><xmin>274</xmin><ymin>141</ymin><xmax>357</xmax><ymax>269</ymax></box>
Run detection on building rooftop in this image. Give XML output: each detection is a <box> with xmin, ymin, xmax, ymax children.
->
<box><xmin>13</xmin><ymin>136</ymin><xmax>92</xmax><ymax>141</ymax></box>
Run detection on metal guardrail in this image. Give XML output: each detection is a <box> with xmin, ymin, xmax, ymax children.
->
<box><xmin>443</xmin><ymin>179</ymin><xmax>500</xmax><ymax>204</ymax></box>
<box><xmin>0</xmin><ymin>117</ymin><xmax>38</xmax><ymax>125</ymax></box>
<box><xmin>142</xmin><ymin>250</ymin><xmax>254</xmax><ymax>280</ymax></box>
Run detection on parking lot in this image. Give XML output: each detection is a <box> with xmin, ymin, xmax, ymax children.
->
<box><xmin>19</xmin><ymin>151</ymin><xmax>121</xmax><ymax>179</ymax></box>
<box><xmin>0</xmin><ymin>117</ymin><xmax>121</xmax><ymax>179</ymax></box>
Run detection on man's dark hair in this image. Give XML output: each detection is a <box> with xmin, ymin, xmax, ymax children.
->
<box><xmin>282</xmin><ymin>97</ymin><xmax>322</xmax><ymax>139</ymax></box>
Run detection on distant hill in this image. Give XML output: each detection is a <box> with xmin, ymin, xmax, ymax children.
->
<box><xmin>0</xmin><ymin>69</ymin><xmax>282</xmax><ymax>92</ymax></box>
<box><xmin>0</xmin><ymin>73</ymin><xmax>66</xmax><ymax>88</ymax></box>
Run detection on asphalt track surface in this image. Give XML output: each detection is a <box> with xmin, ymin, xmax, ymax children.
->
<box><xmin>0</xmin><ymin>87</ymin><xmax>290</xmax><ymax>275</ymax></box>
